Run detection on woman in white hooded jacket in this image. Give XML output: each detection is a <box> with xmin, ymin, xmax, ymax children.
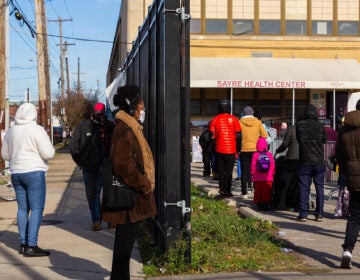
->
<box><xmin>1</xmin><ymin>103</ymin><xmax>55</xmax><ymax>257</ymax></box>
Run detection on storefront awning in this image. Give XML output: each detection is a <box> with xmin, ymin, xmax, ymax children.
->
<box><xmin>191</xmin><ymin>57</ymin><xmax>360</xmax><ymax>89</ymax></box>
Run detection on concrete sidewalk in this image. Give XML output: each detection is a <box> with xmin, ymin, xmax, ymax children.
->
<box><xmin>0</xmin><ymin>150</ymin><xmax>144</xmax><ymax>280</ymax></box>
<box><xmin>1</xmin><ymin>152</ymin><xmax>360</xmax><ymax>279</ymax></box>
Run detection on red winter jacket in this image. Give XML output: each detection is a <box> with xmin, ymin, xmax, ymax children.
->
<box><xmin>209</xmin><ymin>113</ymin><xmax>241</xmax><ymax>154</ymax></box>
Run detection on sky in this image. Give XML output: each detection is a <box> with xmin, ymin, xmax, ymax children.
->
<box><xmin>7</xmin><ymin>0</ymin><xmax>122</xmax><ymax>103</ymax></box>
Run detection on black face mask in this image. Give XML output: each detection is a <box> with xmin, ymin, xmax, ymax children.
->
<box><xmin>92</xmin><ymin>114</ymin><xmax>104</xmax><ymax>124</ymax></box>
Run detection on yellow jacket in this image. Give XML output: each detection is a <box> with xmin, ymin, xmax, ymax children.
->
<box><xmin>239</xmin><ymin>116</ymin><xmax>268</xmax><ymax>152</ymax></box>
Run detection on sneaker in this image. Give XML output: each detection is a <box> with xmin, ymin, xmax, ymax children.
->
<box><xmin>92</xmin><ymin>221</ymin><xmax>102</xmax><ymax>231</ymax></box>
<box><xmin>241</xmin><ymin>194</ymin><xmax>248</xmax><ymax>199</ymax></box>
<box><xmin>315</xmin><ymin>215</ymin><xmax>323</xmax><ymax>222</ymax></box>
<box><xmin>340</xmin><ymin>250</ymin><xmax>352</xmax><ymax>269</ymax></box>
<box><xmin>24</xmin><ymin>246</ymin><xmax>50</xmax><ymax>257</ymax></box>
<box><xmin>296</xmin><ymin>216</ymin><xmax>307</xmax><ymax>222</ymax></box>
<box><xmin>235</xmin><ymin>177</ymin><xmax>241</xmax><ymax>181</ymax></box>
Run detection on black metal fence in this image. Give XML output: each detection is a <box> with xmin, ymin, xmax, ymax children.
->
<box><xmin>120</xmin><ymin>0</ymin><xmax>191</xmax><ymax>257</ymax></box>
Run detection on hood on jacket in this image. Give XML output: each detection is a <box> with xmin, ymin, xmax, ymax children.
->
<box><xmin>344</xmin><ymin>110</ymin><xmax>360</xmax><ymax>128</ymax></box>
<box><xmin>305</xmin><ymin>104</ymin><xmax>318</xmax><ymax>120</ymax></box>
<box><xmin>240</xmin><ymin>116</ymin><xmax>259</xmax><ymax>127</ymax></box>
<box><xmin>15</xmin><ymin>103</ymin><xmax>37</xmax><ymax>125</ymax></box>
<box><xmin>256</xmin><ymin>137</ymin><xmax>268</xmax><ymax>152</ymax></box>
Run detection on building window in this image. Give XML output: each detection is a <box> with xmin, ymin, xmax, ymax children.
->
<box><xmin>312</xmin><ymin>21</ymin><xmax>333</xmax><ymax>35</ymax></box>
<box><xmin>205</xmin><ymin>0</ymin><xmax>228</xmax><ymax>34</ymax></box>
<box><xmin>338</xmin><ymin>0</ymin><xmax>359</xmax><ymax>35</ymax></box>
<box><xmin>190</xmin><ymin>0</ymin><xmax>201</xmax><ymax>33</ymax></box>
<box><xmin>311</xmin><ymin>0</ymin><xmax>333</xmax><ymax>35</ymax></box>
<box><xmin>286</xmin><ymin>21</ymin><xmax>307</xmax><ymax>35</ymax></box>
<box><xmin>260</xmin><ymin>20</ymin><xmax>281</xmax><ymax>34</ymax></box>
<box><xmin>338</xmin><ymin>21</ymin><xmax>359</xmax><ymax>35</ymax></box>
<box><xmin>259</xmin><ymin>0</ymin><xmax>281</xmax><ymax>35</ymax></box>
<box><xmin>232</xmin><ymin>0</ymin><xmax>254</xmax><ymax>35</ymax></box>
<box><xmin>285</xmin><ymin>0</ymin><xmax>307</xmax><ymax>35</ymax></box>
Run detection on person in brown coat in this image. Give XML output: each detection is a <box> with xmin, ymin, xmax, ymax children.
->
<box><xmin>103</xmin><ymin>85</ymin><xmax>156</xmax><ymax>280</ymax></box>
<box><xmin>336</xmin><ymin>100</ymin><xmax>360</xmax><ymax>269</ymax></box>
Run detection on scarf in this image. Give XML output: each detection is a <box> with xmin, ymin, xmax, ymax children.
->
<box><xmin>116</xmin><ymin>110</ymin><xmax>155</xmax><ymax>191</ymax></box>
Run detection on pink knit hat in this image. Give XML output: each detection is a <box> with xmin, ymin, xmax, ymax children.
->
<box><xmin>94</xmin><ymin>102</ymin><xmax>105</xmax><ymax>113</ymax></box>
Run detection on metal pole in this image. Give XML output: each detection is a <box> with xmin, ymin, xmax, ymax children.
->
<box><xmin>292</xmin><ymin>88</ymin><xmax>295</xmax><ymax>125</ymax></box>
<box><xmin>333</xmin><ymin>89</ymin><xmax>336</xmax><ymax>130</ymax></box>
<box><xmin>230</xmin><ymin>88</ymin><xmax>233</xmax><ymax>115</ymax></box>
<box><xmin>5</xmin><ymin>0</ymin><xmax>9</xmax><ymax>131</ymax></box>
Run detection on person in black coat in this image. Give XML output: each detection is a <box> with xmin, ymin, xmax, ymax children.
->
<box><xmin>296</xmin><ymin>104</ymin><xmax>327</xmax><ymax>222</ymax></box>
<box><xmin>70</xmin><ymin>102</ymin><xmax>114</xmax><ymax>231</ymax></box>
<box><xmin>199</xmin><ymin>127</ymin><xmax>213</xmax><ymax>177</ymax></box>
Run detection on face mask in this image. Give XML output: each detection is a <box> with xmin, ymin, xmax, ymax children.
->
<box><xmin>138</xmin><ymin>110</ymin><xmax>145</xmax><ymax>124</ymax></box>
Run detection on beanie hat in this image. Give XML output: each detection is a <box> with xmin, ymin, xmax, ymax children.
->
<box><xmin>94</xmin><ymin>102</ymin><xmax>105</xmax><ymax>113</ymax></box>
<box><xmin>356</xmin><ymin>100</ymin><xmax>360</xmax><ymax>110</ymax></box>
<box><xmin>243</xmin><ymin>106</ymin><xmax>254</xmax><ymax>116</ymax></box>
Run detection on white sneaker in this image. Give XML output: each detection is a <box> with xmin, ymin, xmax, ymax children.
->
<box><xmin>241</xmin><ymin>194</ymin><xmax>248</xmax><ymax>199</ymax></box>
<box><xmin>340</xmin><ymin>250</ymin><xmax>352</xmax><ymax>269</ymax></box>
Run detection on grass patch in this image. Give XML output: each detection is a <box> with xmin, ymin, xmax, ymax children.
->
<box><xmin>139</xmin><ymin>185</ymin><xmax>310</xmax><ymax>276</ymax></box>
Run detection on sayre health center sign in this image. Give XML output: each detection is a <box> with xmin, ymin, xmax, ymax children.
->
<box><xmin>217</xmin><ymin>80</ymin><xmax>307</xmax><ymax>88</ymax></box>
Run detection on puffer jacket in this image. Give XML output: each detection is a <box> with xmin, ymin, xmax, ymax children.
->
<box><xmin>275</xmin><ymin>125</ymin><xmax>299</xmax><ymax>160</ymax></box>
<box><xmin>102</xmin><ymin>119</ymin><xmax>157</xmax><ymax>224</ymax></box>
<box><xmin>250</xmin><ymin>137</ymin><xmax>275</xmax><ymax>182</ymax></box>
<box><xmin>335</xmin><ymin>110</ymin><xmax>360</xmax><ymax>192</ymax></box>
<box><xmin>210</xmin><ymin>113</ymin><xmax>241</xmax><ymax>154</ymax></box>
<box><xmin>296</xmin><ymin>104</ymin><xmax>327</xmax><ymax>165</ymax></box>
<box><xmin>240</xmin><ymin>116</ymin><xmax>268</xmax><ymax>152</ymax></box>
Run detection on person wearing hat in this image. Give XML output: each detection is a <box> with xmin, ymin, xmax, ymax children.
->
<box><xmin>239</xmin><ymin>106</ymin><xmax>268</xmax><ymax>198</ymax></box>
<box><xmin>1</xmin><ymin>103</ymin><xmax>55</xmax><ymax>257</ymax></box>
<box><xmin>69</xmin><ymin>102</ymin><xmax>114</xmax><ymax>231</ymax></box>
<box><xmin>209</xmin><ymin>99</ymin><xmax>242</xmax><ymax>198</ymax></box>
<box><xmin>336</xmin><ymin>100</ymin><xmax>360</xmax><ymax>269</ymax></box>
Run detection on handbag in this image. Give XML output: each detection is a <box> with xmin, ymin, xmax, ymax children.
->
<box><xmin>102</xmin><ymin>158</ymin><xmax>138</xmax><ymax>210</ymax></box>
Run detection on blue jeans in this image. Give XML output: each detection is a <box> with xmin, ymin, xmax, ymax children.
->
<box><xmin>12</xmin><ymin>171</ymin><xmax>46</xmax><ymax>246</ymax></box>
<box><xmin>298</xmin><ymin>164</ymin><xmax>326</xmax><ymax>218</ymax></box>
<box><xmin>237</xmin><ymin>157</ymin><xmax>241</xmax><ymax>178</ymax></box>
<box><xmin>82</xmin><ymin>168</ymin><xmax>103</xmax><ymax>223</ymax></box>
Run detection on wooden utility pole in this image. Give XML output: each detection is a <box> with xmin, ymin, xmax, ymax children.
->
<box><xmin>35</xmin><ymin>0</ymin><xmax>51</xmax><ymax>134</ymax></box>
<box><xmin>0</xmin><ymin>0</ymin><xmax>9</xmax><ymax>168</ymax></box>
<box><xmin>48</xmin><ymin>17</ymin><xmax>72</xmax><ymax>100</ymax></box>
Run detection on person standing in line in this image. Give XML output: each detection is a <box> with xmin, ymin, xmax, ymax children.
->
<box><xmin>323</xmin><ymin>119</ymin><xmax>337</xmax><ymax>142</ymax></box>
<box><xmin>296</xmin><ymin>104</ymin><xmax>327</xmax><ymax>222</ymax></box>
<box><xmin>1</xmin><ymin>103</ymin><xmax>55</xmax><ymax>257</ymax></box>
<box><xmin>336</xmin><ymin>107</ymin><xmax>345</xmax><ymax>131</ymax></box>
<box><xmin>239</xmin><ymin>106</ymin><xmax>268</xmax><ymax>198</ymax></box>
<box><xmin>199</xmin><ymin>125</ymin><xmax>213</xmax><ymax>177</ymax></box>
<box><xmin>209</xmin><ymin>99</ymin><xmax>242</xmax><ymax>198</ymax></box>
<box><xmin>69</xmin><ymin>102</ymin><xmax>114</xmax><ymax>231</ymax></box>
<box><xmin>274</xmin><ymin>124</ymin><xmax>300</xmax><ymax>210</ymax></box>
<box><xmin>250</xmin><ymin>137</ymin><xmax>275</xmax><ymax>210</ymax></box>
<box><xmin>102</xmin><ymin>85</ymin><xmax>156</xmax><ymax>280</ymax></box>
<box><xmin>335</xmin><ymin>100</ymin><xmax>360</xmax><ymax>269</ymax></box>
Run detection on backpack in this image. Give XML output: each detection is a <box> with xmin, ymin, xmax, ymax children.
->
<box><xmin>256</xmin><ymin>151</ymin><xmax>271</xmax><ymax>172</ymax></box>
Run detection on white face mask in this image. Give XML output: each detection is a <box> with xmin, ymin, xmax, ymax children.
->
<box><xmin>138</xmin><ymin>109</ymin><xmax>145</xmax><ymax>124</ymax></box>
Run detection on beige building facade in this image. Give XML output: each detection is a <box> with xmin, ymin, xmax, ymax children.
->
<box><xmin>107</xmin><ymin>0</ymin><xmax>360</xmax><ymax>125</ymax></box>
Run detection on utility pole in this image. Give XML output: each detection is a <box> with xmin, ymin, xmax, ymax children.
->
<box><xmin>48</xmin><ymin>17</ymin><xmax>72</xmax><ymax>100</ymax></box>
<box><xmin>77</xmin><ymin>57</ymin><xmax>81</xmax><ymax>93</ymax></box>
<box><xmin>0</xmin><ymin>0</ymin><xmax>9</xmax><ymax>169</ymax></box>
<box><xmin>35</xmin><ymin>0</ymin><xmax>51</xmax><ymax>134</ymax></box>
<box><xmin>63</xmin><ymin>41</ymin><xmax>75</xmax><ymax>94</ymax></box>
